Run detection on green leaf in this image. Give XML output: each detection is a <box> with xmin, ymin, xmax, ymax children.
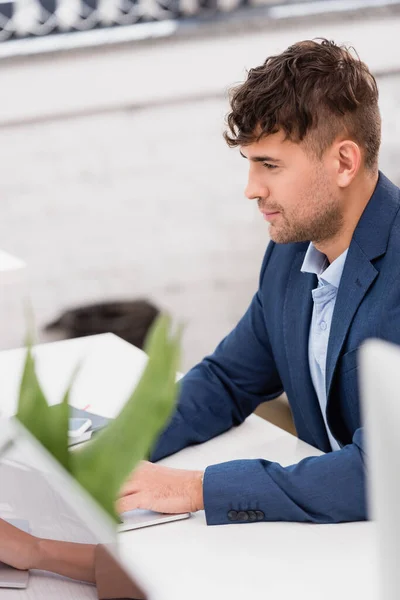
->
<box><xmin>70</xmin><ymin>314</ymin><xmax>181</xmax><ymax>520</ymax></box>
<box><xmin>16</xmin><ymin>345</ymin><xmax>70</xmax><ymax>471</ymax></box>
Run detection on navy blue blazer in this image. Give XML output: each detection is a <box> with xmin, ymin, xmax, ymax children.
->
<box><xmin>151</xmin><ymin>172</ymin><xmax>400</xmax><ymax>525</ymax></box>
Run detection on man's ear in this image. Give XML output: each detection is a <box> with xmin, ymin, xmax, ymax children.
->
<box><xmin>332</xmin><ymin>139</ymin><xmax>362</xmax><ymax>188</ymax></box>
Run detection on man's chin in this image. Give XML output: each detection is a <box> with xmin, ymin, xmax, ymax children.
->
<box><xmin>269</xmin><ymin>227</ymin><xmax>308</xmax><ymax>245</ymax></box>
<box><xmin>269</xmin><ymin>227</ymin><xmax>292</xmax><ymax>244</ymax></box>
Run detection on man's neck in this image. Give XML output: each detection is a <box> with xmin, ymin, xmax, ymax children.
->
<box><xmin>313</xmin><ymin>171</ymin><xmax>379</xmax><ymax>264</ymax></box>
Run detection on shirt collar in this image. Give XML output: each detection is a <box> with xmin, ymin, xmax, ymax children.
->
<box><xmin>301</xmin><ymin>243</ymin><xmax>348</xmax><ymax>289</ymax></box>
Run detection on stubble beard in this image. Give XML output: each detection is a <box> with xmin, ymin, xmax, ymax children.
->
<box><xmin>268</xmin><ymin>175</ymin><xmax>343</xmax><ymax>245</ymax></box>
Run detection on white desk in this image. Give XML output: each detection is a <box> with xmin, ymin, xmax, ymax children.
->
<box><xmin>0</xmin><ymin>334</ymin><xmax>378</xmax><ymax>600</ymax></box>
<box><xmin>0</xmin><ymin>250</ymin><xmax>27</xmax><ymax>352</ymax></box>
<box><xmin>0</xmin><ymin>251</ymin><xmax>26</xmax><ymax>285</ymax></box>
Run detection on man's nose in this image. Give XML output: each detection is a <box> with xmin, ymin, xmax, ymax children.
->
<box><xmin>244</xmin><ymin>175</ymin><xmax>269</xmax><ymax>201</ymax></box>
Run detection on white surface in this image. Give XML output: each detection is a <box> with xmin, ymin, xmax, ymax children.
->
<box><xmin>0</xmin><ymin>250</ymin><xmax>27</xmax><ymax>353</ymax></box>
<box><xmin>0</xmin><ymin>251</ymin><xmax>26</xmax><ymax>280</ymax></box>
<box><xmin>360</xmin><ymin>339</ymin><xmax>400</xmax><ymax>600</ymax></box>
<box><xmin>0</xmin><ymin>334</ymin><xmax>377</xmax><ymax>599</ymax></box>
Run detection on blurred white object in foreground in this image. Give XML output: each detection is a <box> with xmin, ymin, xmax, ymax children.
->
<box><xmin>360</xmin><ymin>339</ymin><xmax>400</xmax><ymax>600</ymax></box>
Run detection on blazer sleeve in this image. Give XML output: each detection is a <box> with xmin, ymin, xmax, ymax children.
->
<box><xmin>203</xmin><ymin>428</ymin><xmax>366</xmax><ymax>524</ymax></box>
<box><xmin>95</xmin><ymin>545</ymin><xmax>146</xmax><ymax>600</ymax></box>
<box><xmin>151</xmin><ymin>242</ymin><xmax>283</xmax><ymax>462</ymax></box>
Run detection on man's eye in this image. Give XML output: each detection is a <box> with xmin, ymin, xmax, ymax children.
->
<box><xmin>263</xmin><ymin>163</ymin><xmax>278</xmax><ymax>170</ymax></box>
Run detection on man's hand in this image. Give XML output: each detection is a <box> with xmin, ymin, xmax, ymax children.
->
<box><xmin>117</xmin><ymin>461</ymin><xmax>204</xmax><ymax>515</ymax></box>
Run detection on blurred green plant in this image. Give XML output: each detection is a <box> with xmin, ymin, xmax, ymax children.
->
<box><xmin>16</xmin><ymin>315</ymin><xmax>181</xmax><ymax>521</ymax></box>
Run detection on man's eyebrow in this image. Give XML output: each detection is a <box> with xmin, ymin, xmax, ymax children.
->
<box><xmin>239</xmin><ymin>150</ymin><xmax>282</xmax><ymax>163</ymax></box>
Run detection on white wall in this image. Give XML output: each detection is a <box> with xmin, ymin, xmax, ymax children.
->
<box><xmin>1</xmin><ymin>15</ymin><xmax>400</xmax><ymax>370</ymax></box>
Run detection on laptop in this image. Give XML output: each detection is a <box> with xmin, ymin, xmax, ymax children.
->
<box><xmin>360</xmin><ymin>338</ymin><xmax>400</xmax><ymax>600</ymax></box>
<box><xmin>0</xmin><ymin>417</ymin><xmax>190</xmax><ymax>590</ymax></box>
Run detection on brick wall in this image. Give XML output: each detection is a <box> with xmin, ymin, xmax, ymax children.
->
<box><xmin>1</xmin><ymin>35</ymin><xmax>400</xmax><ymax>372</ymax></box>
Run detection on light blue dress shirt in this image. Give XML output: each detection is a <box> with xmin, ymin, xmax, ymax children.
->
<box><xmin>301</xmin><ymin>243</ymin><xmax>348</xmax><ymax>451</ymax></box>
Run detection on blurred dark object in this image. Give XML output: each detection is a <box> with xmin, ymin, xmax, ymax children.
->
<box><xmin>44</xmin><ymin>300</ymin><xmax>159</xmax><ymax>349</ymax></box>
<box><xmin>4</xmin><ymin>0</ymin><xmax>397</xmax><ymax>43</ymax></box>
<box><xmin>0</xmin><ymin>1</ymin><xmax>13</xmax><ymax>41</ymax></box>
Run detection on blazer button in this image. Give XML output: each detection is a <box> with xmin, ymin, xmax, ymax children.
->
<box><xmin>227</xmin><ymin>510</ymin><xmax>238</xmax><ymax>521</ymax></box>
<box><xmin>255</xmin><ymin>510</ymin><xmax>265</xmax><ymax>521</ymax></box>
<box><xmin>248</xmin><ymin>510</ymin><xmax>257</xmax><ymax>521</ymax></box>
<box><xmin>237</xmin><ymin>511</ymin><xmax>249</xmax><ymax>522</ymax></box>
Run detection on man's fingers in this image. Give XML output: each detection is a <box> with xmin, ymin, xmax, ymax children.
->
<box><xmin>119</xmin><ymin>480</ymin><xmax>139</xmax><ymax>498</ymax></box>
<box><xmin>118</xmin><ymin>461</ymin><xmax>151</xmax><ymax>498</ymax></box>
<box><xmin>117</xmin><ymin>493</ymin><xmax>141</xmax><ymax>514</ymax></box>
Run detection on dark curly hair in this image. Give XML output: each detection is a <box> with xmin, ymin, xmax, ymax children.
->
<box><xmin>224</xmin><ymin>39</ymin><xmax>381</xmax><ymax>171</ymax></box>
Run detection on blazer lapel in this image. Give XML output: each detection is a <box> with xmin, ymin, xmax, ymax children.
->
<box><xmin>326</xmin><ymin>171</ymin><xmax>400</xmax><ymax>402</ymax></box>
<box><xmin>325</xmin><ymin>244</ymin><xmax>378</xmax><ymax>401</ymax></box>
<box><xmin>283</xmin><ymin>249</ymin><xmax>331</xmax><ymax>452</ymax></box>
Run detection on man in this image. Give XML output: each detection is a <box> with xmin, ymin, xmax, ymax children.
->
<box><xmin>118</xmin><ymin>39</ymin><xmax>400</xmax><ymax>524</ymax></box>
